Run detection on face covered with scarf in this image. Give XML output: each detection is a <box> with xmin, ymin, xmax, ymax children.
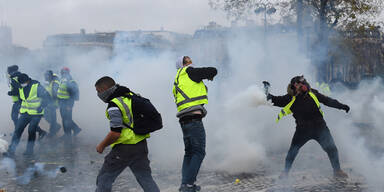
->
<box><xmin>289</xmin><ymin>75</ymin><xmax>311</xmax><ymax>96</ymax></box>
<box><xmin>96</xmin><ymin>84</ymin><xmax>118</xmax><ymax>103</ymax></box>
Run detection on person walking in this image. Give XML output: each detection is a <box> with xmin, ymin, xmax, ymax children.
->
<box><xmin>94</xmin><ymin>76</ymin><xmax>160</xmax><ymax>192</ymax></box>
<box><xmin>5</xmin><ymin>73</ymin><xmax>50</xmax><ymax>157</ymax></box>
<box><xmin>57</xmin><ymin>67</ymin><xmax>81</xmax><ymax>143</ymax></box>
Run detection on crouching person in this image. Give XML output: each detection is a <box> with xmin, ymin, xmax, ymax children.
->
<box><xmin>94</xmin><ymin>76</ymin><xmax>160</xmax><ymax>192</ymax></box>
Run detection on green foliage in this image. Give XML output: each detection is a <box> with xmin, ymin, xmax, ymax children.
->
<box><xmin>209</xmin><ymin>0</ymin><xmax>288</xmax><ymax>21</ymax></box>
<box><xmin>209</xmin><ymin>0</ymin><xmax>383</xmax><ymax>30</ymax></box>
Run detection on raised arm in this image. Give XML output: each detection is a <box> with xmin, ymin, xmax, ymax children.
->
<box><xmin>186</xmin><ymin>67</ymin><xmax>218</xmax><ymax>82</ymax></box>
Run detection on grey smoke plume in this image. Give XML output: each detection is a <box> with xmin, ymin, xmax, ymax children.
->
<box><xmin>0</xmin><ymin>138</ymin><xmax>8</xmax><ymax>153</ymax></box>
<box><xmin>16</xmin><ymin>163</ymin><xmax>66</xmax><ymax>185</ymax></box>
<box><xmin>1</xmin><ymin>10</ymin><xmax>384</xmax><ymax>192</ymax></box>
<box><xmin>0</xmin><ymin>157</ymin><xmax>15</xmax><ymax>177</ymax></box>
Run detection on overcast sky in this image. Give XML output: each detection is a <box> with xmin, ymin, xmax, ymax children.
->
<box><xmin>0</xmin><ymin>0</ymin><xmax>229</xmax><ymax>49</ymax></box>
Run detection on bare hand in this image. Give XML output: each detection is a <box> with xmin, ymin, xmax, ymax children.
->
<box><xmin>96</xmin><ymin>144</ymin><xmax>105</xmax><ymax>154</ymax></box>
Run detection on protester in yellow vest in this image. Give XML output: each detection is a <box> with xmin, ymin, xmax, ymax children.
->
<box><xmin>173</xmin><ymin>56</ymin><xmax>217</xmax><ymax>192</ymax></box>
<box><xmin>315</xmin><ymin>81</ymin><xmax>332</xmax><ymax>96</ymax></box>
<box><xmin>4</xmin><ymin>73</ymin><xmax>51</xmax><ymax>157</ymax></box>
<box><xmin>266</xmin><ymin>75</ymin><xmax>350</xmax><ymax>179</ymax></box>
<box><xmin>94</xmin><ymin>76</ymin><xmax>160</xmax><ymax>192</ymax></box>
<box><xmin>44</xmin><ymin>70</ymin><xmax>61</xmax><ymax>138</ymax></box>
<box><xmin>57</xmin><ymin>67</ymin><xmax>81</xmax><ymax>143</ymax></box>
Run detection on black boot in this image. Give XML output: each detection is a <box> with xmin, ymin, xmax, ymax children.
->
<box><xmin>179</xmin><ymin>184</ymin><xmax>201</xmax><ymax>192</ymax></box>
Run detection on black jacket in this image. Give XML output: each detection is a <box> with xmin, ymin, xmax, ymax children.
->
<box><xmin>270</xmin><ymin>89</ymin><xmax>348</xmax><ymax>124</ymax></box>
<box><xmin>185</xmin><ymin>66</ymin><xmax>217</xmax><ymax>83</ymax></box>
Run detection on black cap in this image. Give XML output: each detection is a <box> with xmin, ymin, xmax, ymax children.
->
<box><xmin>18</xmin><ymin>73</ymin><xmax>31</xmax><ymax>84</ymax></box>
<box><xmin>7</xmin><ymin>65</ymin><xmax>19</xmax><ymax>74</ymax></box>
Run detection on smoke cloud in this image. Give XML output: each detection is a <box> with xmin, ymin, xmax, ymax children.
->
<box><xmin>1</xmin><ymin>2</ymin><xmax>384</xmax><ymax>191</ymax></box>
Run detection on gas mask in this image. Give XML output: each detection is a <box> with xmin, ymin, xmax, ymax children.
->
<box><xmin>97</xmin><ymin>85</ymin><xmax>117</xmax><ymax>103</ymax></box>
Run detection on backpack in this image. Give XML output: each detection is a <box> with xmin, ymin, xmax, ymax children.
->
<box><xmin>128</xmin><ymin>93</ymin><xmax>163</xmax><ymax>135</ymax></box>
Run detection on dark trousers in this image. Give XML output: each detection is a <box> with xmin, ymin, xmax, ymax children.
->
<box><xmin>8</xmin><ymin>113</ymin><xmax>42</xmax><ymax>154</ymax></box>
<box><xmin>96</xmin><ymin>140</ymin><xmax>159</xmax><ymax>192</ymax></box>
<box><xmin>180</xmin><ymin>119</ymin><xmax>206</xmax><ymax>185</ymax></box>
<box><xmin>11</xmin><ymin>101</ymin><xmax>21</xmax><ymax>128</ymax></box>
<box><xmin>11</xmin><ymin>101</ymin><xmax>45</xmax><ymax>135</ymax></box>
<box><xmin>285</xmin><ymin>120</ymin><xmax>341</xmax><ymax>173</ymax></box>
<box><xmin>44</xmin><ymin>104</ymin><xmax>60</xmax><ymax>137</ymax></box>
<box><xmin>59</xmin><ymin>99</ymin><xmax>80</xmax><ymax>139</ymax></box>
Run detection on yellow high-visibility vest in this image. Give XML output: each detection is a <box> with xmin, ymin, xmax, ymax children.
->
<box><xmin>276</xmin><ymin>91</ymin><xmax>323</xmax><ymax>122</ymax></box>
<box><xmin>57</xmin><ymin>78</ymin><xmax>75</xmax><ymax>99</ymax></box>
<box><xmin>106</xmin><ymin>96</ymin><xmax>149</xmax><ymax>148</ymax></box>
<box><xmin>19</xmin><ymin>83</ymin><xmax>44</xmax><ymax>115</ymax></box>
<box><xmin>173</xmin><ymin>67</ymin><xmax>208</xmax><ymax>112</ymax></box>
<box><xmin>45</xmin><ymin>76</ymin><xmax>60</xmax><ymax>106</ymax></box>
<box><xmin>315</xmin><ymin>82</ymin><xmax>331</xmax><ymax>96</ymax></box>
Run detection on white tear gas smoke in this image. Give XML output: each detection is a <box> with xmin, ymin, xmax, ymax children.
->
<box><xmin>0</xmin><ymin>157</ymin><xmax>16</xmax><ymax>177</ymax></box>
<box><xmin>226</xmin><ymin>84</ymin><xmax>271</xmax><ymax>110</ymax></box>
<box><xmin>1</xmin><ymin>22</ymin><xmax>384</xmax><ymax>192</ymax></box>
<box><xmin>0</xmin><ymin>138</ymin><xmax>8</xmax><ymax>153</ymax></box>
<box><xmin>16</xmin><ymin>162</ymin><xmax>66</xmax><ymax>185</ymax></box>
<box><xmin>325</xmin><ymin>79</ymin><xmax>384</xmax><ymax>191</ymax></box>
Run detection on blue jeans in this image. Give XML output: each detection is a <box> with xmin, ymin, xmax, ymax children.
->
<box><xmin>8</xmin><ymin>113</ymin><xmax>42</xmax><ymax>154</ymax></box>
<box><xmin>44</xmin><ymin>104</ymin><xmax>60</xmax><ymax>137</ymax></box>
<box><xmin>59</xmin><ymin>99</ymin><xmax>80</xmax><ymax>140</ymax></box>
<box><xmin>180</xmin><ymin>119</ymin><xmax>206</xmax><ymax>185</ymax></box>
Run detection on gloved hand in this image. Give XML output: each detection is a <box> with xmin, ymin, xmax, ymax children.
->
<box><xmin>266</xmin><ymin>94</ymin><xmax>273</xmax><ymax>101</ymax></box>
<box><xmin>7</xmin><ymin>91</ymin><xmax>12</xmax><ymax>96</ymax></box>
<box><xmin>262</xmin><ymin>81</ymin><xmax>271</xmax><ymax>87</ymax></box>
<box><xmin>262</xmin><ymin>81</ymin><xmax>271</xmax><ymax>96</ymax></box>
<box><xmin>208</xmin><ymin>77</ymin><xmax>214</xmax><ymax>81</ymax></box>
<box><xmin>343</xmin><ymin>105</ymin><xmax>350</xmax><ymax>113</ymax></box>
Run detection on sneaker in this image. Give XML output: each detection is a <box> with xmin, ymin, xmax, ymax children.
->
<box><xmin>334</xmin><ymin>170</ymin><xmax>348</xmax><ymax>178</ymax></box>
<box><xmin>179</xmin><ymin>184</ymin><xmax>201</xmax><ymax>192</ymax></box>
<box><xmin>38</xmin><ymin>130</ymin><xmax>47</xmax><ymax>141</ymax></box>
<box><xmin>73</xmin><ymin>128</ymin><xmax>82</xmax><ymax>136</ymax></box>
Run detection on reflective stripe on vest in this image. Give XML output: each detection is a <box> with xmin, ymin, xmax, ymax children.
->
<box><xmin>11</xmin><ymin>77</ymin><xmax>19</xmax><ymax>102</ymax></box>
<box><xmin>45</xmin><ymin>79</ymin><xmax>60</xmax><ymax>106</ymax></box>
<box><xmin>106</xmin><ymin>96</ymin><xmax>149</xmax><ymax>148</ymax></box>
<box><xmin>19</xmin><ymin>83</ymin><xmax>43</xmax><ymax>115</ymax></box>
<box><xmin>57</xmin><ymin>79</ymin><xmax>75</xmax><ymax>99</ymax></box>
<box><xmin>173</xmin><ymin>67</ymin><xmax>208</xmax><ymax>112</ymax></box>
<box><xmin>276</xmin><ymin>91</ymin><xmax>323</xmax><ymax>123</ymax></box>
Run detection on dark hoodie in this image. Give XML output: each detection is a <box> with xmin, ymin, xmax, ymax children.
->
<box><xmin>106</xmin><ymin>85</ymin><xmax>159</xmax><ymax>133</ymax></box>
<box><xmin>270</xmin><ymin>88</ymin><xmax>348</xmax><ymax>125</ymax></box>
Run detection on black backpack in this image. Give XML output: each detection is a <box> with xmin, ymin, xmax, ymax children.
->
<box><xmin>127</xmin><ymin>93</ymin><xmax>163</xmax><ymax>135</ymax></box>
